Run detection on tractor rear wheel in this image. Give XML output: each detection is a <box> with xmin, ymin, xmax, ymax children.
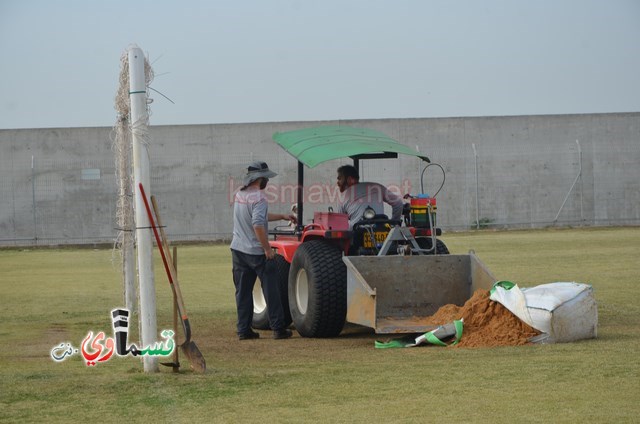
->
<box><xmin>289</xmin><ymin>240</ymin><xmax>347</xmax><ymax>338</ymax></box>
<box><xmin>252</xmin><ymin>254</ymin><xmax>292</xmax><ymax>330</ymax></box>
<box><xmin>416</xmin><ymin>237</ymin><xmax>450</xmax><ymax>254</ymax></box>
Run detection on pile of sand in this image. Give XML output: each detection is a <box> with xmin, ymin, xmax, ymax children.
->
<box><xmin>425</xmin><ymin>289</ymin><xmax>540</xmax><ymax>348</ymax></box>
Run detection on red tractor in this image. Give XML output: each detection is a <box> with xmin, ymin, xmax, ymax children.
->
<box><xmin>251</xmin><ymin>126</ymin><xmax>459</xmax><ymax>337</ymax></box>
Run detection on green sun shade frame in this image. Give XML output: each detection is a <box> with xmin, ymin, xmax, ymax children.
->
<box><xmin>273</xmin><ymin>126</ymin><xmax>430</xmax><ymax>168</ymax></box>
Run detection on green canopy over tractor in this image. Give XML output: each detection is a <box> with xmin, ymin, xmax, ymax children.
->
<box><xmin>273</xmin><ymin>125</ymin><xmax>430</xmax><ymax>168</ymax></box>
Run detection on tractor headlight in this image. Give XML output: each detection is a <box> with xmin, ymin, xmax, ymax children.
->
<box><xmin>363</xmin><ymin>207</ymin><xmax>376</xmax><ymax>220</ymax></box>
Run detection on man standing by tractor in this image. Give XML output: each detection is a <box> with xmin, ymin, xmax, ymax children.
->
<box><xmin>230</xmin><ymin>161</ymin><xmax>296</xmax><ymax>340</ymax></box>
<box><xmin>336</xmin><ymin>164</ymin><xmax>403</xmax><ymax>229</ymax></box>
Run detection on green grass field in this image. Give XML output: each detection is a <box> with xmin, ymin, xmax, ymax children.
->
<box><xmin>1</xmin><ymin>227</ymin><xmax>639</xmax><ymax>423</ymax></box>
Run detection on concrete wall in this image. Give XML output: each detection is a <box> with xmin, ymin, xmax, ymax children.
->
<box><xmin>1</xmin><ymin>113</ymin><xmax>638</xmax><ymax>246</ymax></box>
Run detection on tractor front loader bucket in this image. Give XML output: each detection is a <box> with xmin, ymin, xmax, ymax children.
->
<box><xmin>343</xmin><ymin>252</ymin><xmax>496</xmax><ymax>334</ymax></box>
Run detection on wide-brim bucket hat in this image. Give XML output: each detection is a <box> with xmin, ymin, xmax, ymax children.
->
<box><xmin>243</xmin><ymin>161</ymin><xmax>277</xmax><ymax>186</ymax></box>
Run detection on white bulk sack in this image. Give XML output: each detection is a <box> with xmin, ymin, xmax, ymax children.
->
<box><xmin>490</xmin><ymin>281</ymin><xmax>597</xmax><ymax>343</ymax></box>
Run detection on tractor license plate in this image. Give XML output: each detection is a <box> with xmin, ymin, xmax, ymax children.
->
<box><xmin>363</xmin><ymin>231</ymin><xmax>388</xmax><ymax>248</ymax></box>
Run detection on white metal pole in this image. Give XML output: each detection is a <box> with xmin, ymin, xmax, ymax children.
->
<box><xmin>129</xmin><ymin>45</ymin><xmax>158</xmax><ymax>373</ymax></box>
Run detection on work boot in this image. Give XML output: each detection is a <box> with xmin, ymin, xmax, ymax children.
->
<box><xmin>273</xmin><ymin>329</ymin><xmax>292</xmax><ymax>339</ymax></box>
<box><xmin>238</xmin><ymin>330</ymin><xmax>260</xmax><ymax>340</ymax></box>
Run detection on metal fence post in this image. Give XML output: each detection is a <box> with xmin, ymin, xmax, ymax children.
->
<box><xmin>554</xmin><ymin>140</ymin><xmax>583</xmax><ymax>224</ymax></box>
<box><xmin>31</xmin><ymin>155</ymin><xmax>37</xmax><ymax>244</ymax></box>
<box><xmin>472</xmin><ymin>143</ymin><xmax>479</xmax><ymax>230</ymax></box>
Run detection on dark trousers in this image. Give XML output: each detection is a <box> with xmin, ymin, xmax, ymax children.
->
<box><xmin>231</xmin><ymin>249</ymin><xmax>285</xmax><ymax>334</ymax></box>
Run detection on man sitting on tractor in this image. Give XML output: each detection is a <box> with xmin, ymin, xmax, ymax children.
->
<box><xmin>336</xmin><ymin>165</ymin><xmax>404</xmax><ymax>229</ymax></box>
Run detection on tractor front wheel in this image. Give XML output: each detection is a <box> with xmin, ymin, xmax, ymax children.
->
<box><xmin>252</xmin><ymin>254</ymin><xmax>292</xmax><ymax>330</ymax></box>
<box><xmin>289</xmin><ymin>240</ymin><xmax>347</xmax><ymax>338</ymax></box>
<box><xmin>416</xmin><ymin>237</ymin><xmax>450</xmax><ymax>254</ymax></box>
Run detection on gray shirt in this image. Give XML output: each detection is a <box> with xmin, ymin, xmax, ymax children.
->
<box><xmin>230</xmin><ymin>187</ymin><xmax>268</xmax><ymax>255</ymax></box>
<box><xmin>337</xmin><ymin>182</ymin><xmax>403</xmax><ymax>229</ymax></box>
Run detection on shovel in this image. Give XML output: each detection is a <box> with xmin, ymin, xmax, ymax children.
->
<box><xmin>139</xmin><ymin>183</ymin><xmax>206</xmax><ymax>373</ymax></box>
<box><xmin>161</xmin><ymin>247</ymin><xmax>180</xmax><ymax>372</ymax></box>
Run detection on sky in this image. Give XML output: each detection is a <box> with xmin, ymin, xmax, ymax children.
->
<box><xmin>1</xmin><ymin>0</ymin><xmax>639</xmax><ymax>130</ymax></box>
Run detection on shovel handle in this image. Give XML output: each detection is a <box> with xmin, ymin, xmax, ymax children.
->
<box><xmin>172</xmin><ymin>247</ymin><xmax>180</xmax><ymax>371</ymax></box>
<box><xmin>138</xmin><ymin>183</ymin><xmax>192</xmax><ymax>343</ymax></box>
